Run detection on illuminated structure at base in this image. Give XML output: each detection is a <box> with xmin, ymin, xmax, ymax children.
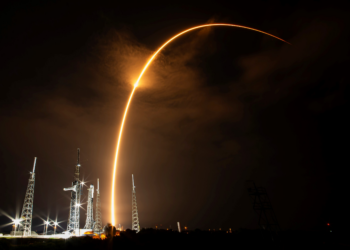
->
<box><xmin>131</xmin><ymin>174</ymin><xmax>140</xmax><ymax>232</ymax></box>
<box><xmin>63</xmin><ymin>148</ymin><xmax>81</xmax><ymax>232</ymax></box>
<box><xmin>84</xmin><ymin>184</ymin><xmax>94</xmax><ymax>229</ymax></box>
<box><xmin>19</xmin><ymin>157</ymin><xmax>37</xmax><ymax>236</ymax></box>
<box><xmin>93</xmin><ymin>178</ymin><xmax>102</xmax><ymax>233</ymax></box>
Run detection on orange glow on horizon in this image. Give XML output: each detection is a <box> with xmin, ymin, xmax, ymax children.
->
<box><xmin>111</xmin><ymin>23</ymin><xmax>289</xmax><ymax>225</ymax></box>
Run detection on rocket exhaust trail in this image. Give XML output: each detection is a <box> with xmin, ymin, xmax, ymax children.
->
<box><xmin>111</xmin><ymin>23</ymin><xmax>289</xmax><ymax>225</ymax></box>
<box><xmin>111</xmin><ymin>85</ymin><xmax>137</xmax><ymax>226</ymax></box>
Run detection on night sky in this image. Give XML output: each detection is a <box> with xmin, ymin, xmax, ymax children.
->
<box><xmin>1</xmin><ymin>0</ymin><xmax>349</xmax><ymax>233</ymax></box>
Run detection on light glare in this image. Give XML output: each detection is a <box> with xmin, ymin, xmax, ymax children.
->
<box><xmin>12</xmin><ymin>219</ymin><xmax>22</xmax><ymax>225</ymax></box>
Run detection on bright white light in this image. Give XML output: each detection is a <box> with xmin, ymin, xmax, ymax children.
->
<box><xmin>75</xmin><ymin>203</ymin><xmax>81</xmax><ymax>207</ymax></box>
<box><xmin>44</xmin><ymin>221</ymin><xmax>50</xmax><ymax>225</ymax></box>
<box><xmin>12</xmin><ymin>219</ymin><xmax>21</xmax><ymax>225</ymax></box>
<box><xmin>54</xmin><ymin>222</ymin><xmax>58</xmax><ymax>226</ymax></box>
<box><xmin>81</xmin><ymin>182</ymin><xmax>85</xmax><ymax>185</ymax></box>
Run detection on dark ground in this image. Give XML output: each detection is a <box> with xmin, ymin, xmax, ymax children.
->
<box><xmin>0</xmin><ymin>228</ymin><xmax>349</xmax><ymax>250</ymax></box>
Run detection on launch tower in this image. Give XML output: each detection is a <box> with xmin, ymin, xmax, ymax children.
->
<box><xmin>63</xmin><ymin>148</ymin><xmax>82</xmax><ymax>233</ymax></box>
<box><xmin>19</xmin><ymin>157</ymin><xmax>37</xmax><ymax>236</ymax></box>
<box><xmin>131</xmin><ymin>174</ymin><xmax>140</xmax><ymax>232</ymax></box>
<box><xmin>84</xmin><ymin>184</ymin><xmax>94</xmax><ymax>229</ymax></box>
<box><xmin>93</xmin><ymin>178</ymin><xmax>102</xmax><ymax>233</ymax></box>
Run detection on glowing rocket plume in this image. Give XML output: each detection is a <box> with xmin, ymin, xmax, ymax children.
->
<box><xmin>111</xmin><ymin>23</ymin><xmax>289</xmax><ymax>225</ymax></box>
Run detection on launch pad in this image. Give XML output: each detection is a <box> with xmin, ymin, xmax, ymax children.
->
<box><xmin>3</xmin><ymin>148</ymin><xmax>140</xmax><ymax>238</ymax></box>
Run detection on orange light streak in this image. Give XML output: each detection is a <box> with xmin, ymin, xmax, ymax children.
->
<box><xmin>111</xmin><ymin>23</ymin><xmax>289</xmax><ymax>225</ymax></box>
<box><xmin>111</xmin><ymin>85</ymin><xmax>137</xmax><ymax>226</ymax></box>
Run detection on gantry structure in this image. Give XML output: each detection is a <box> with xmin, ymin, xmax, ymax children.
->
<box><xmin>131</xmin><ymin>174</ymin><xmax>140</xmax><ymax>232</ymax></box>
<box><xmin>63</xmin><ymin>148</ymin><xmax>82</xmax><ymax>233</ymax></box>
<box><xmin>84</xmin><ymin>184</ymin><xmax>94</xmax><ymax>229</ymax></box>
<box><xmin>93</xmin><ymin>178</ymin><xmax>102</xmax><ymax>233</ymax></box>
<box><xmin>19</xmin><ymin>157</ymin><xmax>37</xmax><ymax>236</ymax></box>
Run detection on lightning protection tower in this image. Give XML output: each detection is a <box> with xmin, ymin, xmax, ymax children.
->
<box><xmin>84</xmin><ymin>184</ymin><xmax>94</xmax><ymax>229</ymax></box>
<box><xmin>131</xmin><ymin>174</ymin><xmax>140</xmax><ymax>232</ymax></box>
<box><xmin>19</xmin><ymin>157</ymin><xmax>37</xmax><ymax>236</ymax></box>
<box><xmin>93</xmin><ymin>178</ymin><xmax>102</xmax><ymax>233</ymax></box>
<box><xmin>63</xmin><ymin>148</ymin><xmax>82</xmax><ymax>233</ymax></box>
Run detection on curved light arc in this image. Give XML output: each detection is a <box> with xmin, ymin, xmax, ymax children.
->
<box><xmin>111</xmin><ymin>23</ymin><xmax>289</xmax><ymax>225</ymax></box>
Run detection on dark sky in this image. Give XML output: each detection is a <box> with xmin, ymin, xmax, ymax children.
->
<box><xmin>0</xmin><ymin>0</ymin><xmax>349</xmax><ymax>232</ymax></box>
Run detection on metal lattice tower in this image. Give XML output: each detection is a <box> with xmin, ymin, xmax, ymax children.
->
<box><xmin>131</xmin><ymin>174</ymin><xmax>140</xmax><ymax>232</ymax></box>
<box><xmin>84</xmin><ymin>184</ymin><xmax>94</xmax><ymax>229</ymax></box>
<box><xmin>63</xmin><ymin>148</ymin><xmax>81</xmax><ymax>233</ymax></box>
<box><xmin>19</xmin><ymin>157</ymin><xmax>37</xmax><ymax>236</ymax></box>
<box><xmin>93</xmin><ymin>178</ymin><xmax>102</xmax><ymax>233</ymax></box>
<box><xmin>247</xmin><ymin>181</ymin><xmax>281</xmax><ymax>240</ymax></box>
